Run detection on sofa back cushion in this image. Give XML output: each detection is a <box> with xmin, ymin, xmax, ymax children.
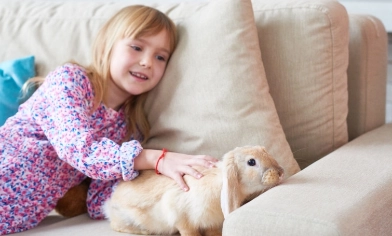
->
<box><xmin>143</xmin><ymin>0</ymin><xmax>300</xmax><ymax>176</ymax></box>
<box><xmin>251</xmin><ymin>0</ymin><xmax>350</xmax><ymax>168</ymax></box>
<box><xmin>347</xmin><ymin>14</ymin><xmax>387</xmax><ymax>140</ymax></box>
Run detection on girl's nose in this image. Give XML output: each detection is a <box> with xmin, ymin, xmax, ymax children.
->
<box><xmin>139</xmin><ymin>56</ymin><xmax>152</xmax><ymax>68</ymax></box>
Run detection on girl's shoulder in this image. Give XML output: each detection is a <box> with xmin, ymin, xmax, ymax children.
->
<box><xmin>48</xmin><ymin>63</ymin><xmax>91</xmax><ymax>87</ymax></box>
<box><xmin>44</xmin><ymin>63</ymin><xmax>94</xmax><ymax>100</ymax></box>
<box><xmin>52</xmin><ymin>63</ymin><xmax>88</xmax><ymax>78</ymax></box>
<box><xmin>62</xmin><ymin>62</ymin><xmax>87</xmax><ymax>72</ymax></box>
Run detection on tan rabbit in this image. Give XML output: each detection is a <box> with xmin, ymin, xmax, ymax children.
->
<box><xmin>104</xmin><ymin>145</ymin><xmax>284</xmax><ymax>236</ymax></box>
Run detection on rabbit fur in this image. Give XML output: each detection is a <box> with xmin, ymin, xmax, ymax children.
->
<box><xmin>103</xmin><ymin>145</ymin><xmax>284</xmax><ymax>236</ymax></box>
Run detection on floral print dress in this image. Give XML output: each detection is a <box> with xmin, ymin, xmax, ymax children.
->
<box><xmin>0</xmin><ymin>64</ymin><xmax>142</xmax><ymax>235</ymax></box>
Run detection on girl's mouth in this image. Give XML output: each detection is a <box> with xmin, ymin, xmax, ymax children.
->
<box><xmin>130</xmin><ymin>71</ymin><xmax>148</xmax><ymax>80</ymax></box>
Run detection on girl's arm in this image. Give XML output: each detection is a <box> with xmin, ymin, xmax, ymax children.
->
<box><xmin>39</xmin><ymin>64</ymin><xmax>218</xmax><ymax>184</ymax></box>
<box><xmin>38</xmin><ymin>64</ymin><xmax>140</xmax><ymax>181</ymax></box>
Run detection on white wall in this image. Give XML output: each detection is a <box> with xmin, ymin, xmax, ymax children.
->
<box><xmin>339</xmin><ymin>0</ymin><xmax>392</xmax><ymax>32</ymax></box>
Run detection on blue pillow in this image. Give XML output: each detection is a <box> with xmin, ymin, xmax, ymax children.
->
<box><xmin>0</xmin><ymin>55</ymin><xmax>35</xmax><ymax>126</ymax></box>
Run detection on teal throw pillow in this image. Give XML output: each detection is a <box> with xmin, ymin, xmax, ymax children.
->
<box><xmin>0</xmin><ymin>55</ymin><xmax>35</xmax><ymax>126</ymax></box>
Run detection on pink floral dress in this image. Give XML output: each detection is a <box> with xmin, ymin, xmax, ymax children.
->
<box><xmin>0</xmin><ymin>64</ymin><xmax>142</xmax><ymax>235</ymax></box>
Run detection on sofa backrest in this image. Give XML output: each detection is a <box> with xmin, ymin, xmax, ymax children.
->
<box><xmin>3</xmin><ymin>0</ymin><xmax>385</xmax><ymax>169</ymax></box>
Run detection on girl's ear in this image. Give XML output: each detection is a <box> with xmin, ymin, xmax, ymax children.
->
<box><xmin>220</xmin><ymin>151</ymin><xmax>243</xmax><ymax>219</ymax></box>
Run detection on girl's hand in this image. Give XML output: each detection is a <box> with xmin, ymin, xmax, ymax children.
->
<box><xmin>156</xmin><ymin>152</ymin><xmax>218</xmax><ymax>191</ymax></box>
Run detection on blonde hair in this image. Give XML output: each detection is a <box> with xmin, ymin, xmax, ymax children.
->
<box><xmin>23</xmin><ymin>5</ymin><xmax>177</xmax><ymax>144</ymax></box>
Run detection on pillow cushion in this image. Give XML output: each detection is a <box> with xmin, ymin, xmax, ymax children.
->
<box><xmin>0</xmin><ymin>55</ymin><xmax>35</xmax><ymax>126</ymax></box>
<box><xmin>144</xmin><ymin>0</ymin><xmax>300</xmax><ymax>177</ymax></box>
<box><xmin>250</xmin><ymin>0</ymin><xmax>350</xmax><ymax>168</ymax></box>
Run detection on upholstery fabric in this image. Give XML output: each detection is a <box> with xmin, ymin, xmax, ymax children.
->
<box><xmin>1</xmin><ymin>0</ymin><xmax>390</xmax><ymax>235</ymax></box>
<box><xmin>144</xmin><ymin>0</ymin><xmax>300</xmax><ymax>177</ymax></box>
<box><xmin>347</xmin><ymin>14</ymin><xmax>388</xmax><ymax>140</ymax></box>
<box><xmin>0</xmin><ymin>1</ymin><xmax>131</xmax><ymax>76</ymax></box>
<box><xmin>0</xmin><ymin>55</ymin><xmax>35</xmax><ymax>126</ymax></box>
<box><xmin>251</xmin><ymin>0</ymin><xmax>350</xmax><ymax>168</ymax></box>
<box><xmin>223</xmin><ymin>123</ymin><xmax>392</xmax><ymax>236</ymax></box>
<box><xmin>11</xmin><ymin>213</ymin><xmax>119</xmax><ymax>236</ymax></box>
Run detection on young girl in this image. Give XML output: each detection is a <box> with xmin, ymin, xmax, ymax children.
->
<box><xmin>0</xmin><ymin>5</ymin><xmax>217</xmax><ymax>235</ymax></box>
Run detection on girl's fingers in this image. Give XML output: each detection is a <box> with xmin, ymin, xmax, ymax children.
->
<box><xmin>183</xmin><ymin>165</ymin><xmax>203</xmax><ymax>180</ymax></box>
<box><xmin>161</xmin><ymin>153</ymin><xmax>219</xmax><ymax>191</ymax></box>
<box><xmin>172</xmin><ymin>174</ymin><xmax>189</xmax><ymax>192</ymax></box>
<box><xmin>198</xmin><ymin>155</ymin><xmax>219</xmax><ymax>163</ymax></box>
<box><xmin>171</xmin><ymin>166</ymin><xmax>204</xmax><ymax>191</ymax></box>
<box><xmin>189</xmin><ymin>157</ymin><xmax>217</xmax><ymax>169</ymax></box>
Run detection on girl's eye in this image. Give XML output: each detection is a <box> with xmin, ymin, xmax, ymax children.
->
<box><xmin>156</xmin><ymin>55</ymin><xmax>166</xmax><ymax>62</ymax></box>
<box><xmin>131</xmin><ymin>46</ymin><xmax>141</xmax><ymax>51</ymax></box>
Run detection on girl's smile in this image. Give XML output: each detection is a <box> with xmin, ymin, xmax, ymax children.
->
<box><xmin>130</xmin><ymin>71</ymin><xmax>148</xmax><ymax>80</ymax></box>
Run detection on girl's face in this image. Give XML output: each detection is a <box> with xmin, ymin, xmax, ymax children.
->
<box><xmin>107</xmin><ymin>29</ymin><xmax>171</xmax><ymax>109</ymax></box>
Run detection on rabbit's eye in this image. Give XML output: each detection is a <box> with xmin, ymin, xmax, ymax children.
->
<box><xmin>247</xmin><ymin>159</ymin><xmax>256</xmax><ymax>166</ymax></box>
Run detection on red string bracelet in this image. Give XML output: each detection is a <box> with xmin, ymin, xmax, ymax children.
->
<box><xmin>155</xmin><ymin>148</ymin><xmax>167</xmax><ymax>175</ymax></box>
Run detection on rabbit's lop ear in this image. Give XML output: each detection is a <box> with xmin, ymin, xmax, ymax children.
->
<box><xmin>220</xmin><ymin>150</ymin><xmax>243</xmax><ymax>219</ymax></box>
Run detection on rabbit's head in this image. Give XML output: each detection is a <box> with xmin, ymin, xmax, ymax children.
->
<box><xmin>220</xmin><ymin>145</ymin><xmax>284</xmax><ymax>218</ymax></box>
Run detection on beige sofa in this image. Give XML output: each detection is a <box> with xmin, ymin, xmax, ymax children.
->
<box><xmin>1</xmin><ymin>0</ymin><xmax>390</xmax><ymax>235</ymax></box>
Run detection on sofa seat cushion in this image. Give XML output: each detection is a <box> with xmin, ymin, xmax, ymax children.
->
<box><xmin>7</xmin><ymin>213</ymin><xmax>119</xmax><ymax>236</ymax></box>
<box><xmin>223</xmin><ymin>123</ymin><xmax>392</xmax><ymax>235</ymax></box>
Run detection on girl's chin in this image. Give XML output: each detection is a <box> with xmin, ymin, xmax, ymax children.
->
<box><xmin>126</xmin><ymin>89</ymin><xmax>148</xmax><ymax>97</ymax></box>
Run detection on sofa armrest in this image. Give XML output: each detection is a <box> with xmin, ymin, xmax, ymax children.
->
<box><xmin>223</xmin><ymin>123</ymin><xmax>392</xmax><ymax>236</ymax></box>
<box><xmin>347</xmin><ymin>14</ymin><xmax>388</xmax><ymax>141</ymax></box>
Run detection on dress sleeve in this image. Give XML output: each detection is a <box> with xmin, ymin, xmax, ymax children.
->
<box><xmin>37</xmin><ymin>64</ymin><xmax>141</xmax><ymax>181</ymax></box>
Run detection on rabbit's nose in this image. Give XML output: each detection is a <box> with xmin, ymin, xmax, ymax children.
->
<box><xmin>262</xmin><ymin>168</ymin><xmax>281</xmax><ymax>186</ymax></box>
